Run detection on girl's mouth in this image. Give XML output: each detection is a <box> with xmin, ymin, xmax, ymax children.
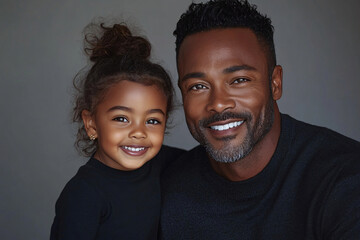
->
<box><xmin>121</xmin><ymin>146</ymin><xmax>148</xmax><ymax>156</ymax></box>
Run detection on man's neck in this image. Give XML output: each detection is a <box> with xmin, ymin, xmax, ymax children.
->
<box><xmin>209</xmin><ymin>108</ymin><xmax>281</xmax><ymax>182</ymax></box>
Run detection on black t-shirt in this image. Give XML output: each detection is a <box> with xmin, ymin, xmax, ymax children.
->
<box><xmin>160</xmin><ymin>114</ymin><xmax>360</xmax><ymax>239</ymax></box>
<box><xmin>51</xmin><ymin>145</ymin><xmax>184</xmax><ymax>240</ymax></box>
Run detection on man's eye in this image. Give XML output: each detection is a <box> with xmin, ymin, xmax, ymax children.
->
<box><xmin>113</xmin><ymin>116</ymin><xmax>128</xmax><ymax>122</ymax></box>
<box><xmin>190</xmin><ymin>84</ymin><xmax>207</xmax><ymax>90</ymax></box>
<box><xmin>147</xmin><ymin>119</ymin><xmax>161</xmax><ymax>125</ymax></box>
<box><xmin>232</xmin><ymin>78</ymin><xmax>249</xmax><ymax>84</ymax></box>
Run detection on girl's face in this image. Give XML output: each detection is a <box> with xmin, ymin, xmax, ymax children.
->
<box><xmin>83</xmin><ymin>80</ymin><xmax>167</xmax><ymax>170</ymax></box>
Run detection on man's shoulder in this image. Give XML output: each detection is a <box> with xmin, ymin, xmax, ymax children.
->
<box><xmin>283</xmin><ymin>114</ymin><xmax>360</xmax><ymax>152</ymax></box>
<box><xmin>283</xmin><ymin>114</ymin><xmax>360</xmax><ymax>171</ymax></box>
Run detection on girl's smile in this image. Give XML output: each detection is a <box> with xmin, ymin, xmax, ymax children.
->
<box><xmin>121</xmin><ymin>145</ymin><xmax>148</xmax><ymax>156</ymax></box>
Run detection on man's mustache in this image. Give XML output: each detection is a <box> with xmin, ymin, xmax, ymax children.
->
<box><xmin>199</xmin><ymin>111</ymin><xmax>252</xmax><ymax>128</ymax></box>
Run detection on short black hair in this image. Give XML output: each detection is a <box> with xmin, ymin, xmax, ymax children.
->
<box><xmin>174</xmin><ymin>0</ymin><xmax>276</xmax><ymax>71</ymax></box>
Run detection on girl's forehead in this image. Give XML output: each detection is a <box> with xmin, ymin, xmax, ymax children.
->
<box><xmin>98</xmin><ymin>80</ymin><xmax>167</xmax><ymax>113</ymax></box>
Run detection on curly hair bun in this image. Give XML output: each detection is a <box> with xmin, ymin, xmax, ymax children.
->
<box><xmin>85</xmin><ymin>23</ymin><xmax>151</xmax><ymax>62</ymax></box>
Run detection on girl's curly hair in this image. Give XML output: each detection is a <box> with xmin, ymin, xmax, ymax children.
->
<box><xmin>73</xmin><ymin>22</ymin><xmax>174</xmax><ymax>156</ymax></box>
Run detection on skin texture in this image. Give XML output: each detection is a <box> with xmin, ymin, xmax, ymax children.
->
<box><xmin>178</xmin><ymin>28</ymin><xmax>283</xmax><ymax>181</ymax></box>
<box><xmin>82</xmin><ymin>80</ymin><xmax>167</xmax><ymax>171</ymax></box>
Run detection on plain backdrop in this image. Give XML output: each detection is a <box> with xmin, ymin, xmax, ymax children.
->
<box><xmin>1</xmin><ymin>0</ymin><xmax>359</xmax><ymax>239</ymax></box>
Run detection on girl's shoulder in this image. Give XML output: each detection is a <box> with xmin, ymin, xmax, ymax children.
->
<box><xmin>51</xmin><ymin>165</ymin><xmax>109</xmax><ymax>239</ymax></box>
<box><xmin>155</xmin><ymin>145</ymin><xmax>187</xmax><ymax>171</ymax></box>
<box><xmin>159</xmin><ymin>145</ymin><xmax>186</xmax><ymax>159</ymax></box>
<box><xmin>57</xmin><ymin>166</ymin><xmax>103</xmax><ymax>206</ymax></box>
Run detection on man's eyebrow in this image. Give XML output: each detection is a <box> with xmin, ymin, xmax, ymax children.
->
<box><xmin>223</xmin><ymin>65</ymin><xmax>256</xmax><ymax>74</ymax></box>
<box><xmin>179</xmin><ymin>72</ymin><xmax>205</xmax><ymax>83</ymax></box>
<box><xmin>107</xmin><ymin>106</ymin><xmax>132</xmax><ymax>112</ymax></box>
<box><xmin>179</xmin><ymin>65</ymin><xmax>256</xmax><ymax>83</ymax></box>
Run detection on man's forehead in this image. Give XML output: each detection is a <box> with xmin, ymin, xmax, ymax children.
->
<box><xmin>177</xmin><ymin>28</ymin><xmax>267</xmax><ymax>76</ymax></box>
<box><xmin>179</xmin><ymin>28</ymin><xmax>257</xmax><ymax>50</ymax></box>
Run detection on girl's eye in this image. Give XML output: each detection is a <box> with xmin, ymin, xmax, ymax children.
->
<box><xmin>147</xmin><ymin>119</ymin><xmax>161</xmax><ymax>125</ymax></box>
<box><xmin>232</xmin><ymin>78</ymin><xmax>249</xmax><ymax>84</ymax></box>
<box><xmin>113</xmin><ymin>116</ymin><xmax>128</xmax><ymax>122</ymax></box>
<box><xmin>190</xmin><ymin>84</ymin><xmax>207</xmax><ymax>91</ymax></box>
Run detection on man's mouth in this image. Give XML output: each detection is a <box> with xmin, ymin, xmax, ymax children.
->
<box><xmin>209</xmin><ymin>120</ymin><xmax>244</xmax><ymax>131</ymax></box>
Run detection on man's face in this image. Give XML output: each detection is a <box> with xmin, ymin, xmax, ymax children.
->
<box><xmin>178</xmin><ymin>28</ymin><xmax>279</xmax><ymax>163</ymax></box>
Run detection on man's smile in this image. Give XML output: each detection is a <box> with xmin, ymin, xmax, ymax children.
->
<box><xmin>209</xmin><ymin>120</ymin><xmax>244</xmax><ymax>131</ymax></box>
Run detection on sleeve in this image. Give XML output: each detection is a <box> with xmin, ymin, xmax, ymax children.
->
<box><xmin>50</xmin><ymin>177</ymin><xmax>105</xmax><ymax>240</ymax></box>
<box><xmin>321</xmin><ymin>155</ymin><xmax>360</xmax><ymax>240</ymax></box>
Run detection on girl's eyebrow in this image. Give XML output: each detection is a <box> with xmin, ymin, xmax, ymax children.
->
<box><xmin>107</xmin><ymin>106</ymin><xmax>132</xmax><ymax>112</ymax></box>
<box><xmin>107</xmin><ymin>105</ymin><xmax>165</xmax><ymax>116</ymax></box>
<box><xmin>147</xmin><ymin>109</ymin><xmax>166</xmax><ymax>116</ymax></box>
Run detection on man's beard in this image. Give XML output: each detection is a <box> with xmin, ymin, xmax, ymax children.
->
<box><xmin>189</xmin><ymin>99</ymin><xmax>275</xmax><ymax>163</ymax></box>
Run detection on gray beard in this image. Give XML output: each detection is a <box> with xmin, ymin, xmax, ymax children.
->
<box><xmin>194</xmin><ymin>99</ymin><xmax>274</xmax><ymax>163</ymax></box>
<box><xmin>203</xmin><ymin>127</ymin><xmax>254</xmax><ymax>163</ymax></box>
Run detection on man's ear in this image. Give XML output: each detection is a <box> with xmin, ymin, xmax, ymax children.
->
<box><xmin>82</xmin><ymin>110</ymin><xmax>97</xmax><ymax>139</ymax></box>
<box><xmin>271</xmin><ymin>65</ymin><xmax>283</xmax><ymax>101</ymax></box>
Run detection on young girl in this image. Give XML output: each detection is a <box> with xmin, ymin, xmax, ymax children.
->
<box><xmin>50</xmin><ymin>22</ymin><xmax>184</xmax><ymax>239</ymax></box>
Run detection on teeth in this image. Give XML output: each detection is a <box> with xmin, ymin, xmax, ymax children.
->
<box><xmin>210</xmin><ymin>120</ymin><xmax>243</xmax><ymax>131</ymax></box>
<box><xmin>123</xmin><ymin>146</ymin><xmax>145</xmax><ymax>152</ymax></box>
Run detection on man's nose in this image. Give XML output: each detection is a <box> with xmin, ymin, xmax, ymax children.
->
<box><xmin>205</xmin><ymin>87</ymin><xmax>235</xmax><ymax>113</ymax></box>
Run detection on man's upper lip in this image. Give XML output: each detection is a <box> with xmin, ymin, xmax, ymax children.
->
<box><xmin>207</xmin><ymin>119</ymin><xmax>244</xmax><ymax>127</ymax></box>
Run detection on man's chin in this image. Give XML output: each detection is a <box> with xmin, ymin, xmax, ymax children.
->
<box><xmin>203</xmin><ymin>140</ymin><xmax>253</xmax><ymax>164</ymax></box>
<box><xmin>190</xmin><ymin>126</ymin><xmax>254</xmax><ymax>163</ymax></box>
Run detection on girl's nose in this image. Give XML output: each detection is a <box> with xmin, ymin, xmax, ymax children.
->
<box><xmin>129</xmin><ymin>124</ymin><xmax>147</xmax><ymax>139</ymax></box>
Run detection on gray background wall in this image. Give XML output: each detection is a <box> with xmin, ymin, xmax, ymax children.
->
<box><xmin>0</xmin><ymin>0</ymin><xmax>359</xmax><ymax>239</ymax></box>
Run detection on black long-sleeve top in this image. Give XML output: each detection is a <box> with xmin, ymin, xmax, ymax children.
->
<box><xmin>160</xmin><ymin>114</ymin><xmax>360</xmax><ymax>239</ymax></box>
<box><xmin>51</xmin><ymin>145</ymin><xmax>184</xmax><ymax>240</ymax></box>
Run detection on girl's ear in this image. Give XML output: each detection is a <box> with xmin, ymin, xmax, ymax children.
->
<box><xmin>82</xmin><ymin>110</ymin><xmax>97</xmax><ymax>140</ymax></box>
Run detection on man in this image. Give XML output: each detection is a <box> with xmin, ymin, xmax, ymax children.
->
<box><xmin>160</xmin><ymin>0</ymin><xmax>360</xmax><ymax>239</ymax></box>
